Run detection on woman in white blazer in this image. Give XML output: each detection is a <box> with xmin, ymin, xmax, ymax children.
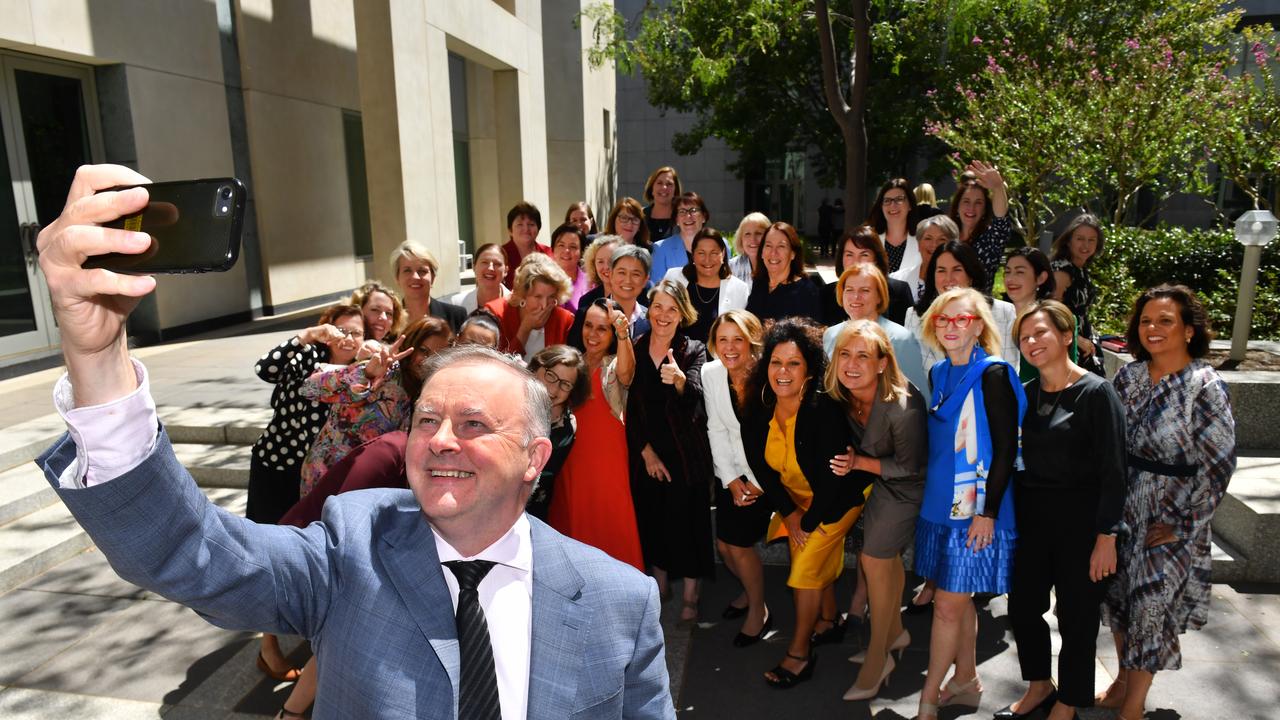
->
<box><xmin>661</xmin><ymin>227</ymin><xmax>750</xmax><ymax>345</ymax></box>
<box><xmin>702</xmin><ymin>309</ymin><xmax>773</xmax><ymax>647</ymax></box>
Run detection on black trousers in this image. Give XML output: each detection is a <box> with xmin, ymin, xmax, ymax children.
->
<box><xmin>1008</xmin><ymin>487</ymin><xmax>1106</xmax><ymax>708</ymax></box>
<box><xmin>246</xmin><ymin>453</ymin><xmax>301</xmax><ymax>525</ymax></box>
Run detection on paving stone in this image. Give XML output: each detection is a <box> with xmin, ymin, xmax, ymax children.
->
<box><xmin>0</xmin><ymin>588</ymin><xmax>135</xmax><ymax>685</ymax></box>
<box><xmin>0</xmin><ymin>501</ymin><xmax>94</xmax><ymax>595</ymax></box>
<box><xmin>19</xmin><ymin>547</ymin><xmax>153</xmax><ymax>601</ymax></box>
<box><xmin>0</xmin><ymin>462</ymin><xmax>58</xmax><ymax>527</ymax></box>
<box><xmin>0</xmin><ymin>686</ymin><xmax>164</xmax><ymax>719</ymax></box>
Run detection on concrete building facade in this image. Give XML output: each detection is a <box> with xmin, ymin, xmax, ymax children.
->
<box><xmin>0</xmin><ymin>0</ymin><xmax>615</xmax><ymax>366</ymax></box>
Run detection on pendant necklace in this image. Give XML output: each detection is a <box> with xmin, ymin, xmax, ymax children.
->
<box><xmin>1036</xmin><ymin>368</ymin><xmax>1080</xmax><ymax>418</ymax></box>
<box><xmin>693</xmin><ymin>282</ymin><xmax>719</xmax><ymax>304</ymax></box>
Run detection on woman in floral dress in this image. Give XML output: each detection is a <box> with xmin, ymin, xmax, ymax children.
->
<box><xmin>1099</xmin><ymin>285</ymin><xmax>1236</xmax><ymax>720</ymax></box>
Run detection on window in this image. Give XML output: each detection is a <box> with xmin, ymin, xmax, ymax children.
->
<box><xmin>342</xmin><ymin>110</ymin><xmax>372</xmax><ymax>258</ymax></box>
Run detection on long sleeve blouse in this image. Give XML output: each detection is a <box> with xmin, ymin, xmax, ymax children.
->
<box><xmin>252</xmin><ymin>336</ymin><xmax>331</xmax><ymax>472</ymax></box>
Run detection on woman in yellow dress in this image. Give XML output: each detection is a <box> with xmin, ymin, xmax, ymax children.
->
<box><xmin>744</xmin><ymin>318</ymin><xmax>871</xmax><ymax>688</ymax></box>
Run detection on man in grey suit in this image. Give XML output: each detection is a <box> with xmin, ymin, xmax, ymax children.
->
<box><xmin>35</xmin><ymin>164</ymin><xmax>675</xmax><ymax>719</ymax></box>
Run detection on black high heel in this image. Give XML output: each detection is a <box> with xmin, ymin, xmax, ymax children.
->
<box><xmin>732</xmin><ymin>608</ymin><xmax>772</xmax><ymax>647</ymax></box>
<box><xmin>810</xmin><ymin>613</ymin><xmax>847</xmax><ymax>647</ymax></box>
<box><xmin>763</xmin><ymin>651</ymin><xmax>817</xmax><ymax>689</ymax></box>
<box><xmin>721</xmin><ymin>602</ymin><xmax>748</xmax><ymax>620</ymax></box>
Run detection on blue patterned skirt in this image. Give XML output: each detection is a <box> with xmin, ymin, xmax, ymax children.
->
<box><xmin>913</xmin><ymin>517</ymin><xmax>1016</xmax><ymax>594</ymax></box>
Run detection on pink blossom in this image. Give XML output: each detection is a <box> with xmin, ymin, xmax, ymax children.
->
<box><xmin>972</xmin><ymin>35</ymin><xmax>982</xmax><ymax>45</ymax></box>
<box><xmin>1125</xmin><ymin>38</ymin><xmax>1140</xmax><ymax>50</ymax></box>
<box><xmin>925</xmin><ymin>88</ymin><xmax>938</xmax><ymax>98</ymax></box>
<box><xmin>1089</xmin><ymin>68</ymin><xmax>1103</xmax><ymax>81</ymax></box>
<box><xmin>986</xmin><ymin>55</ymin><xmax>1005</xmax><ymax>74</ymax></box>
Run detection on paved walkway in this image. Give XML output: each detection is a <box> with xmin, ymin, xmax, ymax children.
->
<box><xmin>0</xmin><ymin>311</ymin><xmax>1277</xmax><ymax>718</ymax></box>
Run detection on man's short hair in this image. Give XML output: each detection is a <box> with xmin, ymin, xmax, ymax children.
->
<box><xmin>417</xmin><ymin>345</ymin><xmax>551</xmax><ymax>443</ymax></box>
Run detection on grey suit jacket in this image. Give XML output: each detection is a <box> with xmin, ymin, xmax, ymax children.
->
<box><xmin>854</xmin><ymin>383</ymin><xmax>928</xmax><ymax>503</ymax></box>
<box><xmin>39</xmin><ymin>430</ymin><xmax>674</xmax><ymax>720</ymax></box>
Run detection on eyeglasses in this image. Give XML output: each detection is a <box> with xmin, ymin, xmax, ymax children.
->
<box><xmin>933</xmin><ymin>313</ymin><xmax>980</xmax><ymax>329</ymax></box>
<box><xmin>883</xmin><ymin>196</ymin><xmax>908</xmax><ymax>206</ymax></box>
<box><xmin>677</xmin><ymin>207</ymin><xmax>702</xmax><ymax>217</ymax></box>
<box><xmin>541</xmin><ymin>368</ymin><xmax>575</xmax><ymax>394</ymax></box>
<box><xmin>616</xmin><ymin>214</ymin><xmax>641</xmax><ymax>226</ymax></box>
<box><xmin>339</xmin><ymin>327</ymin><xmax>364</xmax><ymax>339</ymax></box>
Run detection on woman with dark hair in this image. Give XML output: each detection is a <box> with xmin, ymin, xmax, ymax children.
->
<box><xmin>627</xmin><ymin>280</ymin><xmax>715</xmax><ymax>624</ymax></box>
<box><xmin>1004</xmin><ymin>247</ymin><xmax>1072</xmax><ymax>382</ymax></box>
<box><xmin>550</xmin><ymin>223</ymin><xmax>591</xmax><ymax>312</ymax></box>
<box><xmin>248</xmin><ymin>302</ymin><xmax>364</xmax><ymax>682</ymax></box>
<box><xmin>998</xmin><ymin>300</ymin><xmax>1126</xmax><ymax>720</ymax></box>
<box><xmin>946</xmin><ymin>161</ymin><xmax>1011</xmax><ymax>292</ymax></box>
<box><xmin>661</xmin><ymin>228</ymin><xmax>750</xmax><ymax>344</ymax></box>
<box><xmin>298</xmin><ymin>316</ymin><xmax>451</xmax><ymax>496</ymax></box>
<box><xmin>730</xmin><ymin>212</ymin><xmax>771</xmax><ymax>287</ymax></box>
<box><xmin>642</xmin><ymin>165</ymin><xmax>682</xmax><ymax>240</ymax></box>
<box><xmin>823</xmin><ymin>225</ymin><xmax>916</xmax><ymax>325</ymax></box>
<box><xmin>912</xmin><ymin>288</ymin><xmax>1026</xmax><ymax>720</ymax></box>
<box><xmin>903</xmin><ymin>240</ymin><xmax>1019</xmax><ymax>376</ymax></box>
<box><xmin>650</xmin><ymin>191</ymin><xmax>715</xmax><ymax>281</ymax></box>
<box><xmin>1098</xmin><ymin>285</ymin><xmax>1236</xmax><ymax>720</ymax></box>
<box><xmin>1051</xmin><ymin>214</ymin><xmax>1105</xmax><ymax>373</ymax></box>
<box><xmin>703</xmin><ymin>310</ymin><xmax>773</xmax><ymax>646</ymax></box>
<box><xmin>867</xmin><ymin>178</ymin><xmax>919</xmax><ymax>274</ymax></box>
<box><xmin>500</xmin><ymin>201</ymin><xmax>552</xmax><ymax>288</ymax></box>
<box><xmin>604</xmin><ymin>196</ymin><xmax>652</xmax><ymax>249</ymax></box>
<box><xmin>826</xmin><ymin>320</ymin><xmax>928</xmax><ymax>701</ymax></box>
<box><xmin>524</xmin><ymin>345</ymin><xmax>592</xmax><ymax>520</ymax></box>
<box><xmin>446</xmin><ymin>242</ymin><xmax>509</xmax><ymax>313</ymax></box>
<box><xmin>564</xmin><ymin>200</ymin><xmax>597</xmax><ymax>236</ymax></box>
<box><xmin>549</xmin><ymin>299</ymin><xmax>645</xmax><ymax>570</ymax></box>
<box><xmin>743</xmin><ymin>318</ymin><xmax>864</xmax><ymax>688</ymax></box>
<box><xmin>745</xmin><ymin>222</ymin><xmax>821</xmax><ymax>322</ymax></box>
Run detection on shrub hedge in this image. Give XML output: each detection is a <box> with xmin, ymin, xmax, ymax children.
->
<box><xmin>1089</xmin><ymin>224</ymin><xmax>1280</xmax><ymax>340</ymax></box>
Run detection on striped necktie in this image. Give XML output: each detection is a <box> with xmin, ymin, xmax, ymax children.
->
<box><xmin>443</xmin><ymin>560</ymin><xmax>502</xmax><ymax>720</ymax></box>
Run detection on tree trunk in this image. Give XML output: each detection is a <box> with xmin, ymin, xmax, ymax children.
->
<box><xmin>815</xmin><ymin>0</ymin><xmax>871</xmax><ymax>233</ymax></box>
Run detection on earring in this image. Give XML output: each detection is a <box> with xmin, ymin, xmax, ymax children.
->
<box><xmin>760</xmin><ymin>383</ymin><xmax>775</xmax><ymax>407</ymax></box>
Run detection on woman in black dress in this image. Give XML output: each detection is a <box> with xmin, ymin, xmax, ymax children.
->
<box><xmin>1000</xmin><ymin>299</ymin><xmax>1126</xmax><ymax>720</ymax></box>
<box><xmin>746</xmin><ymin>221</ymin><xmax>821</xmax><ymax>322</ymax></box>
<box><xmin>1050</xmin><ymin>214</ymin><xmax>1105</xmax><ymax>373</ymax></box>
<box><xmin>626</xmin><ymin>279</ymin><xmax>715</xmax><ymax>626</ymax></box>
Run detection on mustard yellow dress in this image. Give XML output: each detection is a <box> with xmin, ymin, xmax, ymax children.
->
<box><xmin>766</xmin><ymin>414</ymin><xmax>866</xmax><ymax>589</ymax></box>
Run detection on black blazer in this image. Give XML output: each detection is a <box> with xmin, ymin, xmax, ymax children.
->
<box><xmin>742</xmin><ymin>392</ymin><xmax>871</xmax><ymax>532</ymax></box>
<box><xmin>428</xmin><ymin>297</ymin><xmax>468</xmax><ymax>333</ymax></box>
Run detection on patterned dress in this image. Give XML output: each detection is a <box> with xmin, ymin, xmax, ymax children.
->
<box><xmin>1102</xmin><ymin>360</ymin><xmax>1236</xmax><ymax>672</ymax></box>
<box><xmin>968</xmin><ymin>214</ymin><xmax>1012</xmax><ymax>294</ymax></box>
<box><xmin>298</xmin><ymin>362</ymin><xmax>412</xmax><ymax>496</ymax></box>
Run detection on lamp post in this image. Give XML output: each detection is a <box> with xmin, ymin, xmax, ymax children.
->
<box><xmin>1231</xmin><ymin>209</ymin><xmax>1278</xmax><ymax>362</ymax></box>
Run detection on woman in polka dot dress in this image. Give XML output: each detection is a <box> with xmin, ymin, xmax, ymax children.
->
<box><xmin>248</xmin><ymin>302</ymin><xmax>365</xmax><ymax>681</ymax></box>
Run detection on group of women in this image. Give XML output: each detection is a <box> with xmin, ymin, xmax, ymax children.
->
<box><xmin>243</xmin><ymin>162</ymin><xmax>1237</xmax><ymax>720</ymax></box>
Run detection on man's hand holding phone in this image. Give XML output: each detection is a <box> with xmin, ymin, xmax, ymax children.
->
<box><xmin>37</xmin><ymin>165</ymin><xmax>157</xmax><ymax>408</ymax></box>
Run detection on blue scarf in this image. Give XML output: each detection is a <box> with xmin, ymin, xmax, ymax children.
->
<box><xmin>929</xmin><ymin>346</ymin><xmax>1024</xmax><ymax>520</ymax></box>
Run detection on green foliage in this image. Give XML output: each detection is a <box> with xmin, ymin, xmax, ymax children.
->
<box><xmin>929</xmin><ymin>0</ymin><xmax>1242</xmax><ymax>237</ymax></box>
<box><xmin>1211</xmin><ymin>29</ymin><xmax>1280</xmax><ymax>211</ymax></box>
<box><xmin>1090</xmin><ymin>225</ymin><xmax>1280</xmax><ymax>339</ymax></box>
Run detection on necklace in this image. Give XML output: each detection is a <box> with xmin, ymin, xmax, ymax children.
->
<box><xmin>1036</xmin><ymin>367</ymin><xmax>1081</xmax><ymax>418</ymax></box>
<box><xmin>693</xmin><ymin>282</ymin><xmax>719</xmax><ymax>304</ymax></box>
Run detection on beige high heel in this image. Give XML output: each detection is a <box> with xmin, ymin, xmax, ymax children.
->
<box><xmin>916</xmin><ymin>697</ymin><xmax>939</xmax><ymax>720</ymax></box>
<box><xmin>848</xmin><ymin>628</ymin><xmax>910</xmax><ymax>663</ymax></box>
<box><xmin>939</xmin><ymin>674</ymin><xmax>983</xmax><ymax>708</ymax></box>
<box><xmin>842</xmin><ymin>655</ymin><xmax>894</xmax><ymax>701</ymax></box>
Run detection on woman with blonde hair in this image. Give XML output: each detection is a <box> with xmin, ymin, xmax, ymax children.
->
<box><xmin>729</xmin><ymin>212</ymin><xmax>770</xmax><ymax>286</ymax></box>
<box><xmin>389</xmin><ymin>240</ymin><xmax>466</xmax><ymax>331</ymax></box>
<box><xmin>626</xmin><ymin>278</ymin><xmax>715</xmax><ymax>625</ymax></box>
<box><xmin>825</xmin><ymin>320</ymin><xmax>928</xmax><ymax>700</ymax></box>
<box><xmin>703</xmin><ymin>309</ymin><xmax>772</xmax><ymax>645</ymax></box>
<box><xmin>483</xmin><ymin>253</ymin><xmax>574</xmax><ymax>359</ymax></box>
<box><xmin>823</xmin><ymin>262</ymin><xmax>928</xmax><ymax>393</ymax></box>
<box><xmin>912</xmin><ymin>287</ymin><xmax>1026</xmax><ymax>719</ymax></box>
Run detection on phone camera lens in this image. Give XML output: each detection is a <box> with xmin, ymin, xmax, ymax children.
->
<box><xmin>219</xmin><ymin>186</ymin><xmax>232</xmax><ymax>199</ymax></box>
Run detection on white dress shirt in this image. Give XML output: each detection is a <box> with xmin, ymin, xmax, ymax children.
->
<box><xmin>434</xmin><ymin>515</ymin><xmax>534</xmax><ymax>720</ymax></box>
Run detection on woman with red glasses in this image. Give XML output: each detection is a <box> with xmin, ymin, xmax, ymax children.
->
<box><xmin>911</xmin><ymin>287</ymin><xmax>1026</xmax><ymax>720</ymax></box>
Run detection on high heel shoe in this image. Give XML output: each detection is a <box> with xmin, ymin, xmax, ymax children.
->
<box><xmin>810</xmin><ymin>613</ymin><xmax>847</xmax><ymax>647</ymax></box>
<box><xmin>275</xmin><ymin>705</ymin><xmax>306</xmax><ymax>719</ymax></box>
<box><xmin>848</xmin><ymin>628</ymin><xmax>911</xmax><ymax>663</ymax></box>
<box><xmin>993</xmin><ymin>689</ymin><xmax>1058</xmax><ymax>718</ymax></box>
<box><xmin>916</xmin><ymin>697</ymin><xmax>938</xmax><ymax>720</ymax></box>
<box><xmin>842</xmin><ymin>655</ymin><xmax>895</xmax><ymax>701</ymax></box>
<box><xmin>732</xmin><ymin>608</ymin><xmax>772</xmax><ymax>647</ymax></box>
<box><xmin>721</xmin><ymin>602</ymin><xmax>748</xmax><ymax>620</ymax></box>
<box><xmin>257</xmin><ymin>652</ymin><xmax>302</xmax><ymax>682</ymax></box>
<box><xmin>939</xmin><ymin>674</ymin><xmax>983</xmax><ymax>708</ymax></box>
<box><xmin>763</xmin><ymin>651</ymin><xmax>817</xmax><ymax>689</ymax></box>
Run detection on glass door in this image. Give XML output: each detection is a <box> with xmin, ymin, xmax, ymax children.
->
<box><xmin>0</xmin><ymin>52</ymin><xmax>102</xmax><ymax>361</ymax></box>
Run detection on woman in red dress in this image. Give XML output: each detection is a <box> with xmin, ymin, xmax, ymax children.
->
<box><xmin>547</xmin><ymin>298</ymin><xmax>645</xmax><ymax>570</ymax></box>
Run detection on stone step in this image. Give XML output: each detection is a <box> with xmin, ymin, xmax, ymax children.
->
<box><xmin>158</xmin><ymin>405</ymin><xmax>269</xmax><ymax>446</ymax></box>
<box><xmin>172</xmin><ymin>442</ymin><xmax>253</xmax><ymax>489</ymax></box>
<box><xmin>1212</xmin><ymin>452</ymin><xmax>1280</xmax><ymax>583</ymax></box>
<box><xmin>0</xmin><ymin>462</ymin><xmax>59</xmax><ymax>527</ymax></box>
<box><xmin>0</xmin><ymin>487</ymin><xmax>247</xmax><ymax>596</ymax></box>
<box><xmin>1211</xmin><ymin>534</ymin><xmax>1247</xmax><ymax>583</ymax></box>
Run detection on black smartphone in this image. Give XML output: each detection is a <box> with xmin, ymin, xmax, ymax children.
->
<box><xmin>85</xmin><ymin>178</ymin><xmax>246</xmax><ymax>274</ymax></box>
